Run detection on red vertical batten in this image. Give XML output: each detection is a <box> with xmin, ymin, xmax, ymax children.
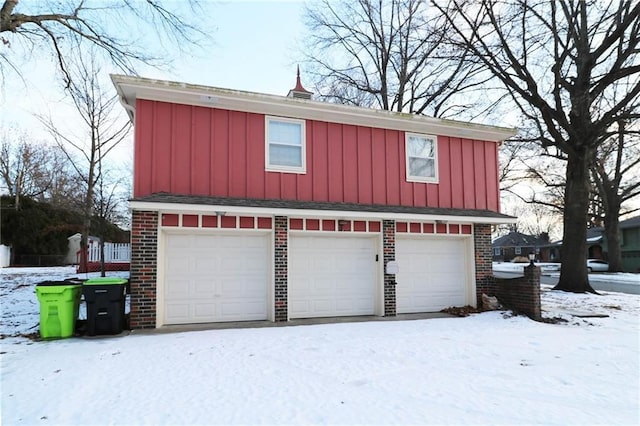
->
<box><xmin>342</xmin><ymin>125</ymin><xmax>359</xmax><ymax>203</ymax></box>
<box><xmin>172</xmin><ymin>104</ymin><xmax>192</xmax><ymax>194</ymax></box>
<box><xmin>133</xmin><ymin>100</ymin><xmax>501</xmax><ymax>212</ymax></box>
<box><xmin>154</xmin><ymin>102</ymin><xmax>172</xmax><ymax>193</ymax></box>
<box><xmin>461</xmin><ymin>139</ymin><xmax>476</xmax><ymax>209</ymax></box>
<box><xmin>192</xmin><ymin>107</ymin><xmax>211</xmax><ymax>195</ymax></box>
<box><xmin>212</xmin><ymin>109</ymin><xmax>229</xmax><ymax>197</ymax></box>
<box><xmin>327</xmin><ymin>123</ymin><xmax>344</xmax><ymax>202</ymax></box>
<box><xmin>134</xmin><ymin>100</ymin><xmax>153</xmax><ymax>196</ymax></box>
<box><xmin>437</xmin><ymin>137</ymin><xmax>452</xmax><ymax>208</ymax></box>
<box><xmin>473</xmin><ymin>142</ymin><xmax>487</xmax><ymax>210</ymax></box>
<box><xmin>399</xmin><ymin>132</ymin><xmax>413</xmax><ymax>207</ymax></box>
<box><xmin>357</xmin><ymin>127</ymin><xmax>373</xmax><ymax>204</ymax></box>
<box><xmin>371</xmin><ymin>129</ymin><xmax>386</xmax><ymax>204</ymax></box>
<box><xmin>246</xmin><ymin>113</ymin><xmax>265</xmax><ymax>199</ymax></box>
<box><xmin>296</xmin><ymin>123</ymin><xmax>313</xmax><ymax>201</ymax></box>
<box><xmin>486</xmin><ymin>142</ymin><xmax>499</xmax><ymax>211</ymax></box>
<box><xmin>312</xmin><ymin>121</ymin><xmax>329</xmax><ymax>202</ymax></box>
<box><xmin>229</xmin><ymin>112</ymin><xmax>247</xmax><ymax>197</ymax></box>
<box><xmin>449</xmin><ymin>137</ymin><xmax>464</xmax><ymax>208</ymax></box>
<box><xmin>384</xmin><ymin>129</ymin><xmax>401</xmax><ymax>206</ymax></box>
<box><xmin>281</xmin><ymin>173</ymin><xmax>297</xmax><ymax>200</ymax></box>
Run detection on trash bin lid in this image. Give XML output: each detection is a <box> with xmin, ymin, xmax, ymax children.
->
<box><xmin>84</xmin><ymin>277</ymin><xmax>128</xmax><ymax>285</ymax></box>
<box><xmin>36</xmin><ymin>281</ymin><xmax>82</xmax><ymax>288</ymax></box>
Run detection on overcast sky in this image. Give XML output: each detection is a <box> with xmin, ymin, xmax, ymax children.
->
<box><xmin>1</xmin><ymin>1</ymin><xmax>308</xmax><ymax>158</ymax></box>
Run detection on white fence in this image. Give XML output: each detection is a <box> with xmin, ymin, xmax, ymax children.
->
<box><xmin>0</xmin><ymin>244</ymin><xmax>10</xmax><ymax>267</ymax></box>
<box><xmin>86</xmin><ymin>242</ymin><xmax>131</xmax><ymax>263</ymax></box>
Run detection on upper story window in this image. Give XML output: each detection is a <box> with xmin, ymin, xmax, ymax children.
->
<box><xmin>405</xmin><ymin>133</ymin><xmax>438</xmax><ymax>183</ymax></box>
<box><xmin>265</xmin><ymin>116</ymin><xmax>306</xmax><ymax>173</ymax></box>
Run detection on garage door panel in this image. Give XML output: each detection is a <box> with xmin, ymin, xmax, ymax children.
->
<box><xmin>290</xmin><ymin>235</ymin><xmax>377</xmax><ymax>319</ymax></box>
<box><xmin>163</xmin><ymin>233</ymin><xmax>269</xmax><ymax>324</ymax></box>
<box><xmin>396</xmin><ymin>237</ymin><xmax>469</xmax><ymax>314</ymax></box>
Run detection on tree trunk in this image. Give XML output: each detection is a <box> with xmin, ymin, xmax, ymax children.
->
<box><xmin>604</xmin><ymin>212</ymin><xmax>623</xmax><ymax>272</ymax></box>
<box><xmin>554</xmin><ymin>150</ymin><xmax>596</xmax><ymax>293</ymax></box>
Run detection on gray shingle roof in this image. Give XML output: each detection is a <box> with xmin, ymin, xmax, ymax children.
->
<box><xmin>131</xmin><ymin>192</ymin><xmax>514</xmax><ymax>220</ymax></box>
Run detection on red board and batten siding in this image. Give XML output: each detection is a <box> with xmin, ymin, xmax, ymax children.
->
<box><xmin>134</xmin><ymin>99</ymin><xmax>501</xmax><ymax>212</ymax></box>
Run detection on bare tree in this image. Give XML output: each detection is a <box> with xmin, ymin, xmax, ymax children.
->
<box><xmin>39</xmin><ymin>50</ymin><xmax>130</xmax><ymax>272</ymax></box>
<box><xmin>591</xmin><ymin>118</ymin><xmax>640</xmax><ymax>271</ymax></box>
<box><xmin>437</xmin><ymin>0</ymin><xmax>640</xmax><ymax>293</ymax></box>
<box><xmin>0</xmin><ymin>128</ymin><xmax>53</xmax><ymax>208</ymax></box>
<box><xmin>1</xmin><ymin>0</ymin><xmax>207</xmax><ymax>87</ymax></box>
<box><xmin>302</xmin><ymin>0</ymin><xmax>490</xmax><ymax>118</ymax></box>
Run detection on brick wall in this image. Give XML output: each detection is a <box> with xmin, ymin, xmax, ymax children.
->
<box><xmin>129</xmin><ymin>210</ymin><xmax>158</xmax><ymax>329</ymax></box>
<box><xmin>383</xmin><ymin>220</ymin><xmax>396</xmax><ymax>316</ymax></box>
<box><xmin>474</xmin><ymin>223</ymin><xmax>495</xmax><ymax>305</ymax></box>
<box><xmin>495</xmin><ymin>264</ymin><xmax>541</xmax><ymax>320</ymax></box>
<box><xmin>274</xmin><ymin>216</ymin><xmax>288</xmax><ymax>322</ymax></box>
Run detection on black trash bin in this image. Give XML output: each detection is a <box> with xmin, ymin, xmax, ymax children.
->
<box><xmin>82</xmin><ymin>277</ymin><xmax>128</xmax><ymax>336</ymax></box>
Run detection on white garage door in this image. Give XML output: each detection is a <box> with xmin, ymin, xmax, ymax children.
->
<box><xmin>163</xmin><ymin>233</ymin><xmax>269</xmax><ymax>325</ymax></box>
<box><xmin>396</xmin><ymin>237</ymin><xmax>469</xmax><ymax>313</ymax></box>
<box><xmin>289</xmin><ymin>235</ymin><xmax>377</xmax><ymax>319</ymax></box>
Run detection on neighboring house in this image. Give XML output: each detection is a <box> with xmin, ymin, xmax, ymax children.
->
<box><xmin>584</xmin><ymin>216</ymin><xmax>640</xmax><ymax>272</ymax></box>
<box><xmin>492</xmin><ymin>231</ymin><xmax>556</xmax><ymax>262</ymax></box>
<box><xmin>68</xmin><ymin>233</ymin><xmax>131</xmax><ymax>272</ymax></box>
<box><xmin>66</xmin><ymin>233</ymin><xmax>101</xmax><ymax>265</ymax></box>
<box><xmin>112</xmin><ymin>73</ymin><xmax>516</xmax><ymax>330</ymax></box>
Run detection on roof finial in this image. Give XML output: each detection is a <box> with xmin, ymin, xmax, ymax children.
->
<box><xmin>288</xmin><ymin>65</ymin><xmax>313</xmax><ymax>99</ymax></box>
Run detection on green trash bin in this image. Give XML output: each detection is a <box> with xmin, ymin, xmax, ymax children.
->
<box><xmin>35</xmin><ymin>281</ymin><xmax>82</xmax><ymax>339</ymax></box>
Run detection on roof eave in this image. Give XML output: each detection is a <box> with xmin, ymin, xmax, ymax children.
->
<box><xmin>111</xmin><ymin>74</ymin><xmax>516</xmax><ymax>142</ymax></box>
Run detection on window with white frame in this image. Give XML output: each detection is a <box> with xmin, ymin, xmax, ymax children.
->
<box><xmin>515</xmin><ymin>247</ymin><xmax>522</xmax><ymax>255</ymax></box>
<box><xmin>494</xmin><ymin>247</ymin><xmax>501</xmax><ymax>256</ymax></box>
<box><xmin>265</xmin><ymin>116</ymin><xmax>306</xmax><ymax>173</ymax></box>
<box><xmin>406</xmin><ymin>133</ymin><xmax>437</xmax><ymax>182</ymax></box>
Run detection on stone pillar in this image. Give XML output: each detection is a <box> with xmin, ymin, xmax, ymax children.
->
<box><xmin>274</xmin><ymin>216</ymin><xmax>288</xmax><ymax>322</ymax></box>
<box><xmin>383</xmin><ymin>219</ymin><xmax>396</xmax><ymax>316</ymax></box>
<box><xmin>129</xmin><ymin>210</ymin><xmax>158</xmax><ymax>329</ymax></box>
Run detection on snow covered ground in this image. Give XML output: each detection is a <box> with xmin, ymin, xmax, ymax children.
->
<box><xmin>2</xmin><ymin>266</ymin><xmax>639</xmax><ymax>425</ymax></box>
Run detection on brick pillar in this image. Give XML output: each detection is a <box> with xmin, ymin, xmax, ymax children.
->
<box><xmin>129</xmin><ymin>210</ymin><xmax>158</xmax><ymax>329</ymax></box>
<box><xmin>274</xmin><ymin>216</ymin><xmax>288</xmax><ymax>322</ymax></box>
<box><xmin>383</xmin><ymin>219</ymin><xmax>396</xmax><ymax>316</ymax></box>
<box><xmin>474</xmin><ymin>223</ymin><xmax>495</xmax><ymax>307</ymax></box>
<box><xmin>523</xmin><ymin>264</ymin><xmax>541</xmax><ymax>320</ymax></box>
